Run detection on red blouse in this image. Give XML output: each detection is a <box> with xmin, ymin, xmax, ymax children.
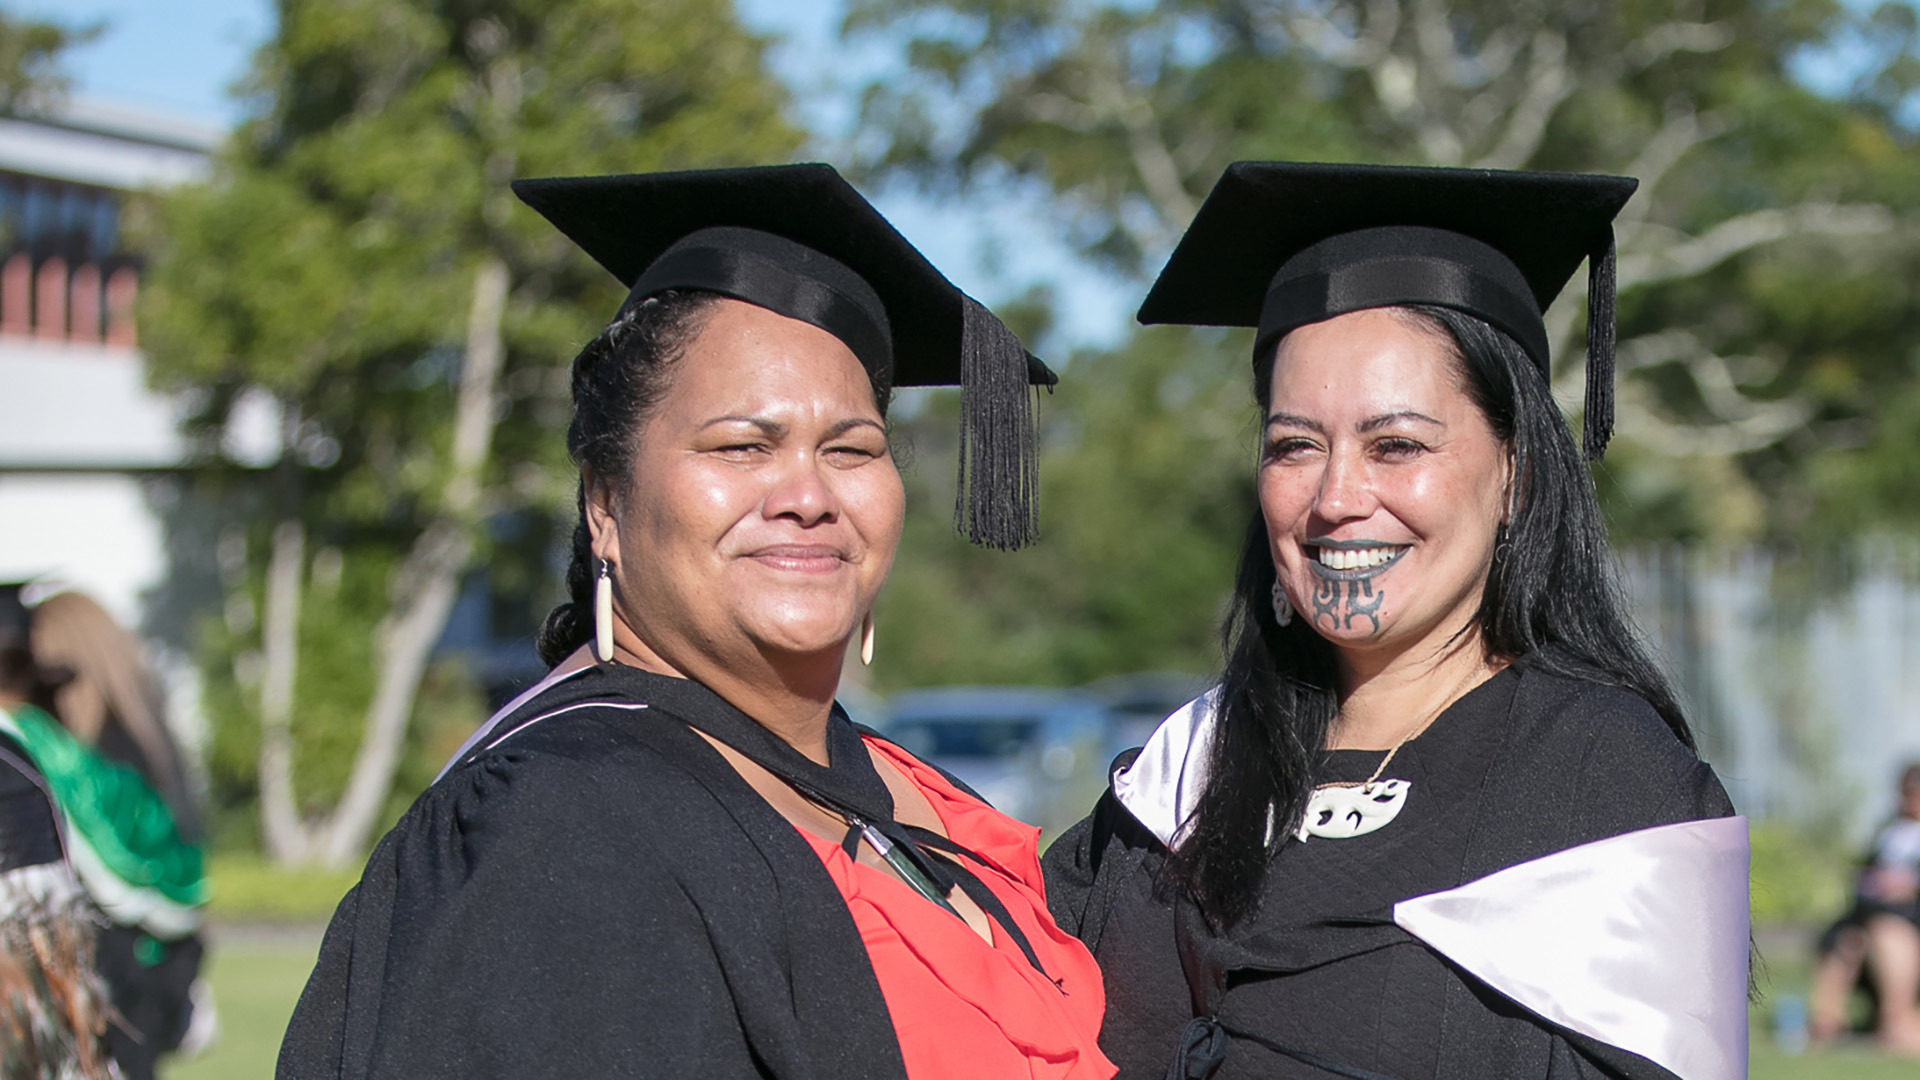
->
<box><xmin>795</xmin><ymin>737</ymin><xmax>1117</xmax><ymax>1080</ymax></box>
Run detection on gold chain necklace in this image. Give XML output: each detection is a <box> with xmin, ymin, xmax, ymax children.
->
<box><xmin>1318</xmin><ymin>661</ymin><xmax>1490</xmax><ymax>791</ymax></box>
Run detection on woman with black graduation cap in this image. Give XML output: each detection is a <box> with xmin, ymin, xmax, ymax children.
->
<box><xmin>1042</xmin><ymin>162</ymin><xmax>1749</xmax><ymax>1080</ymax></box>
<box><xmin>277</xmin><ymin>164</ymin><xmax>1115</xmax><ymax>1080</ymax></box>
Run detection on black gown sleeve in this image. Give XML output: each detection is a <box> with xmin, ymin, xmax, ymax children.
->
<box><xmin>1043</xmin><ymin>777</ymin><xmax>1202</xmax><ymax>1080</ymax></box>
<box><xmin>1042</xmin><ymin>794</ymin><xmax>1109</xmax><ymax>941</ymax></box>
<box><xmin>1469</xmin><ymin>671</ymin><xmax>1734</xmax><ymax>876</ymax></box>
<box><xmin>1462</xmin><ymin>672</ymin><xmax>1739</xmax><ymax>1080</ymax></box>
<box><xmin>278</xmin><ymin>747</ymin><xmax>754</xmax><ymax>1080</ymax></box>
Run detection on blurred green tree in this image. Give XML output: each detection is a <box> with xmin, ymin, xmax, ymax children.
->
<box><xmin>0</xmin><ymin>11</ymin><xmax>95</xmax><ymax>114</ymax></box>
<box><xmin>852</xmin><ymin>0</ymin><xmax>1920</xmax><ymax>689</ymax></box>
<box><xmin>140</xmin><ymin>0</ymin><xmax>800</xmax><ymax>866</ymax></box>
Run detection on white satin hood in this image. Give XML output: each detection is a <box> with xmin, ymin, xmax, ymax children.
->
<box><xmin>1396</xmin><ymin>815</ymin><xmax>1751</xmax><ymax>1080</ymax></box>
<box><xmin>1110</xmin><ymin>688</ymin><xmax>1219</xmax><ymax>849</ymax></box>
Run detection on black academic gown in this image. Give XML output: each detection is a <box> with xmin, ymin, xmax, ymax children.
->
<box><xmin>1042</xmin><ymin>659</ymin><xmax>1736</xmax><ymax>1080</ymax></box>
<box><xmin>0</xmin><ymin>729</ymin><xmax>62</xmax><ymax>872</ymax></box>
<box><xmin>277</xmin><ymin>666</ymin><xmax>912</xmax><ymax>1080</ymax></box>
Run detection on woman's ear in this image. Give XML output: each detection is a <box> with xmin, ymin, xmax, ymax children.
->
<box><xmin>582</xmin><ymin>465</ymin><xmax>623</xmax><ymax>566</ymax></box>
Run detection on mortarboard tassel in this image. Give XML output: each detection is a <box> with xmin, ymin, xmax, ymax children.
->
<box><xmin>956</xmin><ymin>297</ymin><xmax>1041</xmax><ymax>549</ymax></box>
<box><xmin>1583</xmin><ymin>234</ymin><xmax>1618</xmax><ymax>462</ymax></box>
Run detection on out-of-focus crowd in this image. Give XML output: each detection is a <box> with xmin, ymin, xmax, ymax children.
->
<box><xmin>0</xmin><ymin>587</ymin><xmax>208</xmax><ymax>1080</ymax></box>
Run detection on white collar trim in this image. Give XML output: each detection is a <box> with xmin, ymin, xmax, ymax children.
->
<box><xmin>1111</xmin><ymin>687</ymin><xmax>1221</xmax><ymax>850</ymax></box>
<box><xmin>434</xmin><ymin>664</ymin><xmax>593</xmax><ymax>783</ymax></box>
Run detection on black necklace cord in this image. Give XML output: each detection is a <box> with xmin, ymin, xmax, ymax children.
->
<box><xmin>907</xmin><ymin>827</ymin><xmax>1052</xmax><ymax>981</ymax></box>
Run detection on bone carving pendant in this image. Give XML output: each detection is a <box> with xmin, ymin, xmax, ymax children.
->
<box><xmin>1296</xmin><ymin>779</ymin><xmax>1409</xmax><ymax>841</ymax></box>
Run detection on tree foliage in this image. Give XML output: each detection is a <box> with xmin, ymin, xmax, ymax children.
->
<box><xmin>0</xmin><ymin>11</ymin><xmax>95</xmax><ymax>115</ymax></box>
<box><xmin>876</xmin><ymin>323</ymin><xmax>1254</xmax><ymax>689</ymax></box>
<box><xmin>850</xmin><ymin>0</ymin><xmax>1920</xmax><ymax>688</ymax></box>
<box><xmin>140</xmin><ymin>0</ymin><xmax>801</xmax><ymax>863</ymax></box>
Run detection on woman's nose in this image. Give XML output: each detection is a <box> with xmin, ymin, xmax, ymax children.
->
<box><xmin>1314</xmin><ymin>449</ymin><xmax>1375</xmax><ymax>522</ymax></box>
<box><xmin>762</xmin><ymin>451</ymin><xmax>839</xmax><ymax>525</ymax></box>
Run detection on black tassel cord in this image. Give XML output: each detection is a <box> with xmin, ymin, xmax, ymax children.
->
<box><xmin>1583</xmin><ymin>235</ymin><xmax>1618</xmax><ymax>462</ymax></box>
<box><xmin>956</xmin><ymin>298</ymin><xmax>1042</xmax><ymax>550</ymax></box>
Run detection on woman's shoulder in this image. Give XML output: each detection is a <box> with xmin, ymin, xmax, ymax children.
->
<box><xmin>1497</xmin><ymin>658</ymin><xmax>1734</xmax><ymax>845</ymax></box>
<box><xmin>400</xmin><ymin>698</ymin><xmax>747</xmax><ymax>882</ymax></box>
<box><xmin>1506</xmin><ymin>659</ymin><xmax>1690</xmax><ymax>759</ymax></box>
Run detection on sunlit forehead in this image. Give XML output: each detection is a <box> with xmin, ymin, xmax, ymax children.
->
<box><xmin>1268</xmin><ymin>309</ymin><xmax>1479</xmax><ymax>436</ymax></box>
<box><xmin>656</xmin><ymin>303</ymin><xmax>888</xmax><ymax>442</ymax></box>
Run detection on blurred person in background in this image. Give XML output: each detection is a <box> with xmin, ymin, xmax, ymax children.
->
<box><xmin>1809</xmin><ymin>762</ymin><xmax>1920</xmax><ymax>1053</ymax></box>
<box><xmin>6</xmin><ymin>589</ymin><xmax>212</xmax><ymax>1080</ymax></box>
<box><xmin>0</xmin><ymin>597</ymin><xmax>115</xmax><ymax>1079</ymax></box>
<box><xmin>278</xmin><ymin>164</ymin><xmax>1114</xmax><ymax>1080</ymax></box>
<box><xmin>1045</xmin><ymin>163</ymin><xmax>1748</xmax><ymax>1080</ymax></box>
<box><xmin>29</xmin><ymin>592</ymin><xmax>203</xmax><ymax>846</ymax></box>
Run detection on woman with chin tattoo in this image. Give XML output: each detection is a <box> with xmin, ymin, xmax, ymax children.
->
<box><xmin>1043</xmin><ymin>163</ymin><xmax>1747</xmax><ymax>1080</ymax></box>
<box><xmin>279</xmin><ymin>165</ymin><xmax>1114</xmax><ymax>1080</ymax></box>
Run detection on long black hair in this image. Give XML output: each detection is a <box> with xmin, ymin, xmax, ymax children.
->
<box><xmin>535</xmin><ymin>292</ymin><xmax>896</xmax><ymax>667</ymax></box>
<box><xmin>1170</xmin><ymin>305</ymin><xmax>1692</xmax><ymax>928</ymax></box>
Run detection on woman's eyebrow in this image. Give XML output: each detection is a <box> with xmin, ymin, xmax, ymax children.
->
<box><xmin>1265</xmin><ymin>411</ymin><xmax>1325</xmax><ymax>433</ymax></box>
<box><xmin>1357</xmin><ymin>410</ymin><xmax>1443</xmax><ymax>433</ymax></box>
<box><xmin>701</xmin><ymin>415</ymin><xmax>787</xmax><ymax>438</ymax></box>
<box><xmin>824</xmin><ymin>417</ymin><xmax>886</xmax><ymax>439</ymax></box>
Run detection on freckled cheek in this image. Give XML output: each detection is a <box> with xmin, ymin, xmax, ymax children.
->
<box><xmin>1257</xmin><ymin>466</ymin><xmax>1318</xmax><ymax>573</ymax></box>
<box><xmin>1257</xmin><ymin>467</ymin><xmax>1317</xmax><ymax>524</ymax></box>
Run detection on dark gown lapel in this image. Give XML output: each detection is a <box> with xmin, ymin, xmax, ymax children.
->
<box><xmin>576</xmin><ymin>664</ymin><xmax>1057</xmax><ymax>981</ymax></box>
<box><xmin>289</xmin><ymin>667</ymin><xmax>914</xmax><ymax>1080</ymax></box>
<box><xmin>595</xmin><ymin>664</ymin><xmax>899</xmax><ymax>823</ymax></box>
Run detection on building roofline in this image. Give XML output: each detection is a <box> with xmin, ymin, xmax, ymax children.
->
<box><xmin>16</xmin><ymin>97</ymin><xmax>224</xmax><ymax>155</ymax></box>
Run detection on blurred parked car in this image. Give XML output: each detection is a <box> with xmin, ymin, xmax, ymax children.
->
<box><xmin>1081</xmin><ymin>670</ymin><xmax>1212</xmax><ymax>765</ymax></box>
<box><xmin>880</xmin><ymin>686</ymin><xmax>1109</xmax><ymax>834</ymax></box>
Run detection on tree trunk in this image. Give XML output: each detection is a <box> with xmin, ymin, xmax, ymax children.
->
<box><xmin>257</xmin><ymin>517</ymin><xmax>310</xmax><ymax>863</ymax></box>
<box><xmin>313</xmin><ymin>256</ymin><xmax>510</xmax><ymax>867</ymax></box>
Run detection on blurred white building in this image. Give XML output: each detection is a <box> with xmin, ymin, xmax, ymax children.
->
<box><xmin>0</xmin><ymin>101</ymin><xmax>245</xmax><ymax>759</ymax></box>
<box><xmin>0</xmin><ymin>100</ymin><xmax>542</xmax><ymax>738</ymax></box>
<box><xmin>0</xmin><ymin>100</ymin><xmax>221</xmax><ymax>625</ymax></box>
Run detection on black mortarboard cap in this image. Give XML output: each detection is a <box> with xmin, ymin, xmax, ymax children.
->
<box><xmin>513</xmin><ymin>163</ymin><xmax>1054</xmax><ymax>549</ymax></box>
<box><xmin>1138</xmin><ymin>161</ymin><xmax>1637</xmax><ymax>459</ymax></box>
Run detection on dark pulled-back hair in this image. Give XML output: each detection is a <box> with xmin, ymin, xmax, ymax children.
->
<box><xmin>1171</xmin><ymin>305</ymin><xmax>1692</xmax><ymax>928</ymax></box>
<box><xmin>535</xmin><ymin>292</ymin><xmax>896</xmax><ymax>667</ymax></box>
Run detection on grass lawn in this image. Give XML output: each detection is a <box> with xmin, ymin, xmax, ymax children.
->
<box><xmin>163</xmin><ymin>935</ymin><xmax>319</xmax><ymax>1080</ymax></box>
<box><xmin>1751</xmin><ymin>1043</ymin><xmax>1920</xmax><ymax>1078</ymax></box>
<box><xmin>203</xmin><ymin>855</ymin><xmax>359</xmax><ymax>923</ymax></box>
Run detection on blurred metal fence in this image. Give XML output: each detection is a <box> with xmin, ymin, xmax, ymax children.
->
<box><xmin>1622</xmin><ymin>542</ymin><xmax>1920</xmax><ymax>837</ymax></box>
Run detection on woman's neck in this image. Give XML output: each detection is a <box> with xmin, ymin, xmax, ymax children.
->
<box><xmin>604</xmin><ymin>620</ymin><xmax>843</xmax><ymax>764</ymax></box>
<box><xmin>1329</xmin><ymin>624</ymin><xmax>1501</xmax><ymax>751</ymax></box>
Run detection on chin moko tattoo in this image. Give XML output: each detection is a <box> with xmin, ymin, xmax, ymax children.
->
<box><xmin>1312</xmin><ymin>576</ymin><xmax>1384</xmax><ymax>633</ymax></box>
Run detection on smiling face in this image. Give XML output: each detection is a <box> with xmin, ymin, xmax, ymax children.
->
<box><xmin>587</xmin><ymin>298</ymin><xmax>904</xmax><ymax>675</ymax></box>
<box><xmin>1260</xmin><ymin>307</ymin><xmax>1513</xmax><ymax>661</ymax></box>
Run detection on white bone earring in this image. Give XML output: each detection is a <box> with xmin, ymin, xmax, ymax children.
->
<box><xmin>1271</xmin><ymin>580</ymin><xmax>1294</xmax><ymax>627</ymax></box>
<box><xmin>594</xmin><ymin>557</ymin><xmax>614</xmax><ymax>662</ymax></box>
<box><xmin>860</xmin><ymin>610</ymin><xmax>875</xmax><ymax>667</ymax></box>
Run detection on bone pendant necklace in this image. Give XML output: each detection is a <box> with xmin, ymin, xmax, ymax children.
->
<box><xmin>1296</xmin><ymin>663</ymin><xmax>1486</xmax><ymax>842</ymax></box>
